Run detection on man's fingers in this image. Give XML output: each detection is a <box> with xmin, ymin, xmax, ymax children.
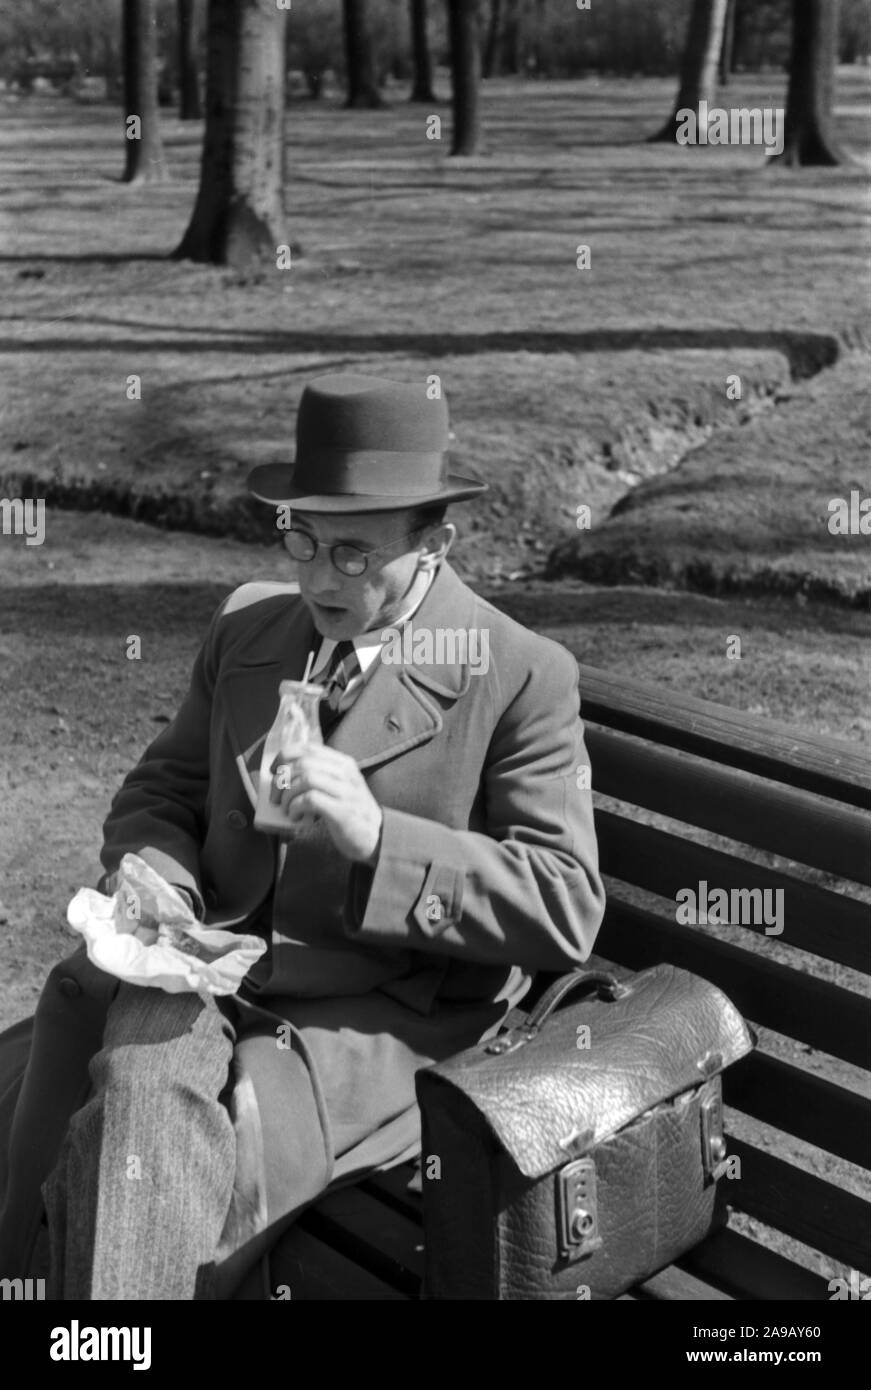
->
<box><xmin>278</xmin><ymin>767</ymin><xmax>346</xmax><ymax>814</ymax></box>
<box><xmin>278</xmin><ymin>761</ymin><xmax>352</xmax><ymax>801</ymax></box>
<box><xmin>285</xmin><ymin>746</ymin><xmax>359</xmax><ymax>776</ymax></box>
<box><xmin>284</xmin><ymin>789</ymin><xmax>330</xmax><ymax>824</ymax></box>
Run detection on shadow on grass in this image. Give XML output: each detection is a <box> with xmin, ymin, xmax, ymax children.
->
<box><xmin>0</xmin><ymin>324</ymin><xmax>842</xmax><ymax>379</ymax></box>
<box><xmin>4</xmin><ymin>579</ymin><xmax>867</xmax><ymax>640</ymax></box>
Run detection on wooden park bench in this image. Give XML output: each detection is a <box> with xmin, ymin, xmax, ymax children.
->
<box><xmin>266</xmin><ymin>662</ymin><xmax>871</xmax><ymax>1300</ymax></box>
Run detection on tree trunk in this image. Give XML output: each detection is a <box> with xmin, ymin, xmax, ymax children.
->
<box><xmin>448</xmin><ymin>0</ymin><xmax>481</xmax><ymax>156</ymax></box>
<box><xmin>482</xmin><ymin>0</ymin><xmax>501</xmax><ymax>80</ymax></box>
<box><xmin>774</xmin><ymin>0</ymin><xmax>843</xmax><ymax>166</ymax></box>
<box><xmin>718</xmin><ymin>0</ymin><xmax>736</xmax><ymax>86</ymax></box>
<box><xmin>174</xmin><ymin>0</ymin><xmax>287</xmax><ymax>269</ymax></box>
<box><xmin>122</xmin><ymin>0</ymin><xmax>169</xmax><ymax>182</ymax></box>
<box><xmin>408</xmin><ymin>0</ymin><xmax>436</xmax><ymax>102</ymax></box>
<box><xmin>177</xmin><ymin>0</ymin><xmax>202</xmax><ymax>120</ymax></box>
<box><xmin>343</xmin><ymin>0</ymin><xmax>385</xmax><ymax>109</ymax></box>
<box><xmin>501</xmin><ymin>0</ymin><xmax>521</xmax><ymax>75</ymax></box>
<box><xmin>650</xmin><ymin>0</ymin><xmax>729</xmax><ymax>142</ymax></box>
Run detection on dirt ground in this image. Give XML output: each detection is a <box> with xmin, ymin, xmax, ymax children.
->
<box><xmin>1</xmin><ymin>73</ymin><xmax>869</xmax><ymax>1286</ymax></box>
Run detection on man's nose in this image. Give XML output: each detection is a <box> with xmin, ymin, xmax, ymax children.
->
<box><xmin>305</xmin><ymin>548</ymin><xmax>342</xmax><ymax>594</ymax></box>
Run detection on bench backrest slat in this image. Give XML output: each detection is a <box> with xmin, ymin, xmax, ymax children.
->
<box><xmin>599</xmin><ymin>900</ymin><xmax>871</xmax><ymax>1069</ymax></box>
<box><xmin>596</xmin><ymin>810</ymin><xmax>871</xmax><ymax>973</ymax></box>
<box><xmin>727</xmin><ymin>1140</ymin><xmax>871</xmax><ymax>1274</ymax></box>
<box><xmin>588</xmin><ymin>728</ymin><xmax>871</xmax><ymax>886</ymax></box>
<box><xmin>682</xmin><ymin>1229</ymin><xmax>832</xmax><ymax>1301</ymax></box>
<box><xmin>725</xmin><ymin>1053</ymin><xmax>871</xmax><ymax>1170</ymax></box>
<box><xmin>578</xmin><ymin>661</ymin><xmax>871</xmax><ymax>809</ymax></box>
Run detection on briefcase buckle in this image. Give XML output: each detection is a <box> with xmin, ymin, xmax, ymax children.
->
<box><xmin>556</xmin><ymin>1156</ymin><xmax>602</xmax><ymax>1263</ymax></box>
<box><xmin>484</xmin><ymin>1026</ymin><xmax>536</xmax><ymax>1055</ymax></box>
<box><xmin>700</xmin><ymin>1084</ymin><xmax>729</xmax><ymax>1182</ymax></box>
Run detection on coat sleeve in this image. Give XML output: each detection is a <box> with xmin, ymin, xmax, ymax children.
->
<box><xmin>343</xmin><ymin>646</ymin><xmax>606</xmax><ymax>972</ymax></box>
<box><xmin>97</xmin><ymin>599</ymin><xmax>227</xmax><ymax>916</ymax></box>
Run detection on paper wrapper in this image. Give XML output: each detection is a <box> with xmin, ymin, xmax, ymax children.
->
<box><xmin>66</xmin><ymin>853</ymin><xmax>268</xmax><ymax>996</ymax></box>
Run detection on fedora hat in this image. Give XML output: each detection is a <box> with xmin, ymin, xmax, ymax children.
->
<box><xmin>246</xmin><ymin>373</ymin><xmax>487</xmax><ymax>513</ymax></box>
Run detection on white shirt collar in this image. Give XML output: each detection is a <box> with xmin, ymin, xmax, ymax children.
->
<box><xmin>311</xmin><ymin>565</ymin><xmax>437</xmax><ymax>678</ymax></box>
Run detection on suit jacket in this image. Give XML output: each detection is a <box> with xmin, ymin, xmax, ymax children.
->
<box><xmin>0</xmin><ymin>560</ymin><xmax>605</xmax><ymax>1279</ymax></box>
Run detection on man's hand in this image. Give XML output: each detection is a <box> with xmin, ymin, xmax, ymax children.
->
<box><xmin>274</xmin><ymin>745</ymin><xmax>383</xmax><ymax>865</ymax></box>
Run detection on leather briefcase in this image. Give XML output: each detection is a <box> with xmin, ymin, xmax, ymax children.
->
<box><xmin>415</xmin><ymin>963</ymin><xmax>755</xmax><ymax>1300</ymax></box>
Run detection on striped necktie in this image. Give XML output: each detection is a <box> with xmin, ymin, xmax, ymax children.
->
<box><xmin>317</xmin><ymin>640</ymin><xmax>361</xmax><ymax>737</ymax></box>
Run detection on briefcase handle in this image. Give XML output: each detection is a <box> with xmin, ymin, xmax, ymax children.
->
<box><xmin>486</xmin><ymin>970</ymin><xmax>629</xmax><ymax>1055</ymax></box>
<box><xmin>527</xmin><ymin>969</ymin><xmax>629</xmax><ymax>1032</ymax></box>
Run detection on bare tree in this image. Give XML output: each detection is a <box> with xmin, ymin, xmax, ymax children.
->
<box><xmin>175</xmin><ymin>0</ymin><xmax>287</xmax><ymax>269</ymax></box>
<box><xmin>122</xmin><ymin>0</ymin><xmax>168</xmax><ymax>183</ymax></box>
<box><xmin>501</xmin><ymin>0</ymin><xmax>522</xmax><ymax>75</ymax></box>
<box><xmin>342</xmin><ymin>0</ymin><xmax>384</xmax><ymax>109</ymax></box>
<box><xmin>774</xmin><ymin>0</ymin><xmax>844</xmax><ymax>165</ymax></box>
<box><xmin>718</xmin><ymin>0</ymin><xmax>737</xmax><ymax>86</ymax></box>
<box><xmin>177</xmin><ymin>0</ymin><xmax>202</xmax><ymax>120</ymax></box>
<box><xmin>408</xmin><ymin>0</ymin><xmax>436</xmax><ymax>102</ymax></box>
<box><xmin>482</xmin><ymin>0</ymin><xmax>501</xmax><ymax>79</ymax></box>
<box><xmin>448</xmin><ymin>0</ymin><xmax>482</xmax><ymax>156</ymax></box>
<box><xmin>650</xmin><ymin>0</ymin><xmax>729</xmax><ymax>143</ymax></box>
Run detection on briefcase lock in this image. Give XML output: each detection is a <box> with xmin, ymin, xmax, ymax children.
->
<box><xmin>700</xmin><ymin>1085</ymin><xmax>730</xmax><ymax>1182</ymax></box>
<box><xmin>556</xmin><ymin>1157</ymin><xmax>602</xmax><ymax>1263</ymax></box>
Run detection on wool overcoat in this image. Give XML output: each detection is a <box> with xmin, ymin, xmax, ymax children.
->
<box><xmin>0</xmin><ymin>560</ymin><xmax>605</xmax><ymax>1282</ymax></box>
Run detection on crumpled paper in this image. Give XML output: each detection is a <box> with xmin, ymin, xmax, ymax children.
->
<box><xmin>66</xmin><ymin>853</ymin><xmax>267</xmax><ymax>996</ymax></box>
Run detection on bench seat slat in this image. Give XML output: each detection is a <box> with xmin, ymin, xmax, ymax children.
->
<box><xmin>299</xmin><ymin>1186</ymin><xmax>424</xmax><ymax>1297</ymax></box>
<box><xmin>725</xmin><ymin>1138</ymin><xmax>871</xmax><ymax>1274</ymax></box>
<box><xmin>268</xmin><ymin>1224</ymin><xmax>409</xmax><ymax>1300</ymax></box>
<box><xmin>577</xmin><ymin>662</ymin><xmax>871</xmax><ymax>810</ymax></box>
<box><xmin>598</xmin><ymin>899</ymin><xmax>871</xmax><ymax>1069</ymax></box>
<box><xmin>725</xmin><ymin>1054</ymin><xmax>871</xmax><ymax>1170</ymax></box>
<box><xmin>587</xmin><ymin>728</ymin><xmax>871</xmax><ymax>887</ymax></box>
<box><xmin>596</xmin><ymin>810</ymin><xmax>871</xmax><ymax>973</ymax></box>
<box><xmin>360</xmin><ymin>1165</ymin><xmax>423</xmax><ymax>1221</ymax></box>
<box><xmin>631</xmin><ymin>1264</ymin><xmax>734</xmax><ymax>1300</ymax></box>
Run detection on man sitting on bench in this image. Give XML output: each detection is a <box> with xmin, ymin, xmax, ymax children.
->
<box><xmin>0</xmin><ymin>373</ymin><xmax>605</xmax><ymax>1299</ymax></box>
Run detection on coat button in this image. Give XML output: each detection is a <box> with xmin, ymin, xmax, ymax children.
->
<box><xmin>57</xmin><ymin>977</ymin><xmax>81</xmax><ymax>999</ymax></box>
<box><xmin>226</xmin><ymin>809</ymin><xmax>248</xmax><ymax>829</ymax></box>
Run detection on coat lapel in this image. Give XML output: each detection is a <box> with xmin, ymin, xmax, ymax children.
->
<box><xmin>330</xmin><ymin>562</ymin><xmax>478</xmax><ymax>769</ymax></box>
<box><xmin>220</xmin><ymin>562</ymin><xmax>479</xmax><ymax>804</ymax></box>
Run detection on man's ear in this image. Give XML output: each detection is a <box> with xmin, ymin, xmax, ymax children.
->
<box><xmin>418</xmin><ymin>522</ymin><xmax>456</xmax><ymax>570</ymax></box>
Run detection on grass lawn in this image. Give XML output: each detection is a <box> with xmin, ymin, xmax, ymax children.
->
<box><xmin>0</xmin><ymin>72</ymin><xmax>869</xmax><ymax>587</ymax></box>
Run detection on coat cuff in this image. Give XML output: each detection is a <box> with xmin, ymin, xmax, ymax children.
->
<box><xmin>344</xmin><ymin>807</ymin><xmax>464</xmax><ymax>946</ymax></box>
<box><xmin>97</xmin><ymin>853</ymin><xmax>205</xmax><ymax>921</ymax></box>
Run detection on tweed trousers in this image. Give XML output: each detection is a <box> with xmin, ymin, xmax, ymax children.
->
<box><xmin>40</xmin><ymin>979</ymin><xmax>427</xmax><ymax>1301</ymax></box>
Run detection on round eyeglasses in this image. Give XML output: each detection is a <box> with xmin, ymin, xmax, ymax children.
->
<box><xmin>282</xmin><ymin>527</ymin><xmax>423</xmax><ymax>578</ymax></box>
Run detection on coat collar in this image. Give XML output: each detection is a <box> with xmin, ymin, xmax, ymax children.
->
<box><xmin>221</xmin><ymin>562</ymin><xmax>480</xmax><ymax>805</ymax></box>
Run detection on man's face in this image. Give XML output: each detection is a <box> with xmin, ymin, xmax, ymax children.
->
<box><xmin>289</xmin><ymin>509</ymin><xmax>444</xmax><ymax>640</ymax></box>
